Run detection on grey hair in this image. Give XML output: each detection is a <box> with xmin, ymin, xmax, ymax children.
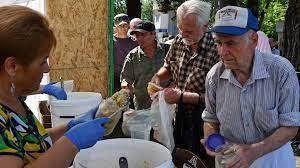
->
<box><xmin>176</xmin><ymin>0</ymin><xmax>212</xmax><ymax>26</ymax></box>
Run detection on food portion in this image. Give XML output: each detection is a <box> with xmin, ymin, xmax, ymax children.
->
<box><xmin>111</xmin><ymin>89</ymin><xmax>130</xmax><ymax>108</ymax></box>
<box><xmin>95</xmin><ymin>89</ymin><xmax>130</xmax><ymax>135</ymax></box>
<box><xmin>147</xmin><ymin>82</ymin><xmax>162</xmax><ymax>94</ymax></box>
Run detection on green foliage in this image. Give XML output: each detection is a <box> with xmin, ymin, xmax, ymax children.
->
<box><xmin>114</xmin><ymin>0</ymin><xmax>288</xmax><ymax>41</ymax></box>
<box><xmin>142</xmin><ymin>0</ymin><xmax>154</xmax><ymax>21</ymax></box>
<box><xmin>155</xmin><ymin>0</ymin><xmax>211</xmax><ymax>11</ymax></box>
<box><xmin>260</xmin><ymin>0</ymin><xmax>288</xmax><ymax>39</ymax></box>
<box><xmin>114</xmin><ymin>0</ymin><xmax>126</xmax><ymax>15</ymax></box>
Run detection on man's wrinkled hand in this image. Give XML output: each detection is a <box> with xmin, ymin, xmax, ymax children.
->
<box><xmin>225</xmin><ymin>144</ymin><xmax>257</xmax><ymax>168</ymax></box>
<box><xmin>150</xmin><ymin>74</ymin><xmax>160</xmax><ymax>86</ymax></box>
<box><xmin>200</xmin><ymin>138</ymin><xmax>216</xmax><ymax>156</ymax></box>
<box><xmin>164</xmin><ymin>88</ymin><xmax>181</xmax><ymax>104</ymax></box>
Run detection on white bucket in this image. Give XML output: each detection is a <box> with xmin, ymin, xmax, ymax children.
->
<box><xmin>73</xmin><ymin>138</ymin><xmax>174</xmax><ymax>168</ymax></box>
<box><xmin>49</xmin><ymin>92</ymin><xmax>102</xmax><ymax>127</ymax></box>
<box><xmin>52</xmin><ymin>80</ymin><xmax>74</xmax><ymax>93</ymax></box>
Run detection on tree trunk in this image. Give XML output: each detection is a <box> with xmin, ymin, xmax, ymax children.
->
<box><xmin>126</xmin><ymin>0</ymin><xmax>141</xmax><ymax>19</ymax></box>
<box><xmin>215</xmin><ymin>0</ymin><xmax>237</xmax><ymax>10</ymax></box>
<box><xmin>282</xmin><ymin>0</ymin><xmax>300</xmax><ymax>70</ymax></box>
<box><xmin>246</xmin><ymin>0</ymin><xmax>259</xmax><ymax>17</ymax></box>
<box><xmin>258</xmin><ymin>0</ymin><xmax>271</xmax><ymax>29</ymax></box>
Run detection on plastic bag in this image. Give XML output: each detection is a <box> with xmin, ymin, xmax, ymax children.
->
<box><xmin>122</xmin><ymin>109</ymin><xmax>152</xmax><ymax>140</ymax></box>
<box><xmin>95</xmin><ymin>90</ymin><xmax>130</xmax><ymax>136</ymax></box>
<box><xmin>151</xmin><ymin>91</ymin><xmax>175</xmax><ymax>152</ymax></box>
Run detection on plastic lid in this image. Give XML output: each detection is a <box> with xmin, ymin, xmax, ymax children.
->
<box><xmin>205</xmin><ymin>133</ymin><xmax>225</xmax><ymax>152</ymax></box>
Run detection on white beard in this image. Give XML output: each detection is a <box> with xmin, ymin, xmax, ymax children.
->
<box><xmin>182</xmin><ymin>38</ymin><xmax>194</xmax><ymax>46</ymax></box>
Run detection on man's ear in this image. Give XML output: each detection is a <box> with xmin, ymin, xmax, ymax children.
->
<box><xmin>202</xmin><ymin>23</ymin><xmax>209</xmax><ymax>32</ymax></box>
<box><xmin>4</xmin><ymin>57</ymin><xmax>17</xmax><ymax>77</ymax></box>
<box><xmin>251</xmin><ymin>31</ymin><xmax>258</xmax><ymax>47</ymax></box>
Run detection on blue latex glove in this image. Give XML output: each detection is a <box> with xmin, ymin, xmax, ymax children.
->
<box><xmin>42</xmin><ymin>82</ymin><xmax>67</xmax><ymax>100</ymax></box>
<box><xmin>64</xmin><ymin>117</ymin><xmax>110</xmax><ymax>150</ymax></box>
<box><xmin>67</xmin><ymin>106</ymin><xmax>99</xmax><ymax>130</ymax></box>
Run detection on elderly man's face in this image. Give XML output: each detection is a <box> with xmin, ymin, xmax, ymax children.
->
<box><xmin>215</xmin><ymin>31</ymin><xmax>257</xmax><ymax>70</ymax></box>
<box><xmin>177</xmin><ymin>14</ymin><xmax>206</xmax><ymax>45</ymax></box>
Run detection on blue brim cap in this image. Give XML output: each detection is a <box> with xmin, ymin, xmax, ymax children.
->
<box><xmin>209</xmin><ymin>26</ymin><xmax>250</xmax><ymax>36</ymax></box>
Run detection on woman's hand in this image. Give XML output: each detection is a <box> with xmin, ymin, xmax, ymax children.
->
<box><xmin>64</xmin><ymin>118</ymin><xmax>110</xmax><ymax>150</ymax></box>
<box><xmin>41</xmin><ymin>82</ymin><xmax>67</xmax><ymax>100</ymax></box>
<box><xmin>66</xmin><ymin>106</ymin><xmax>99</xmax><ymax>129</ymax></box>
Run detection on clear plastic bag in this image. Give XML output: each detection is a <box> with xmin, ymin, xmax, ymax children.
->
<box><xmin>122</xmin><ymin>109</ymin><xmax>152</xmax><ymax>140</ymax></box>
<box><xmin>95</xmin><ymin>98</ymin><xmax>124</xmax><ymax>135</ymax></box>
<box><xmin>150</xmin><ymin>91</ymin><xmax>175</xmax><ymax>152</ymax></box>
<box><xmin>95</xmin><ymin>89</ymin><xmax>130</xmax><ymax>136</ymax></box>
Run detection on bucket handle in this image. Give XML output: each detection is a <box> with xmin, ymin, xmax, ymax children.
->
<box><xmin>51</xmin><ymin>113</ymin><xmax>79</xmax><ymax>118</ymax></box>
<box><xmin>59</xmin><ymin>115</ymin><xmax>75</xmax><ymax>119</ymax></box>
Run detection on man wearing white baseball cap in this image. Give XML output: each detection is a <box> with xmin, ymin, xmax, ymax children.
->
<box><xmin>202</xmin><ymin>6</ymin><xmax>299</xmax><ymax>168</ymax></box>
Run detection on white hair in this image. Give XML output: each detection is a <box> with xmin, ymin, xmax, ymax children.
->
<box><xmin>177</xmin><ymin>0</ymin><xmax>212</xmax><ymax>26</ymax></box>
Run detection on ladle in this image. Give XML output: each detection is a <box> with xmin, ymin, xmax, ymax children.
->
<box><xmin>119</xmin><ymin>157</ymin><xmax>128</xmax><ymax>168</ymax></box>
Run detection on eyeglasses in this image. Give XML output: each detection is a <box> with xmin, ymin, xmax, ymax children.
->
<box><xmin>118</xmin><ymin>24</ymin><xmax>129</xmax><ymax>28</ymax></box>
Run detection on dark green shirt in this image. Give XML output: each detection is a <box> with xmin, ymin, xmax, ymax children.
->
<box><xmin>121</xmin><ymin>43</ymin><xmax>169</xmax><ymax>110</ymax></box>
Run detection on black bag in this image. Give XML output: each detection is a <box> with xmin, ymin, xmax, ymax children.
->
<box><xmin>174</xmin><ymin>94</ymin><xmax>205</xmax><ymax>156</ymax></box>
<box><xmin>173</xmin><ymin>95</ymin><xmax>215</xmax><ymax>167</ymax></box>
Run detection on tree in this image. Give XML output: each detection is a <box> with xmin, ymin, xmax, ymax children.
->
<box><xmin>257</xmin><ymin>0</ymin><xmax>272</xmax><ymax>28</ymax></box>
<box><xmin>215</xmin><ymin>0</ymin><xmax>237</xmax><ymax>9</ymax></box>
<box><xmin>282</xmin><ymin>0</ymin><xmax>300</xmax><ymax>71</ymax></box>
<box><xmin>141</xmin><ymin>0</ymin><xmax>154</xmax><ymax>21</ymax></box>
<box><xmin>126</xmin><ymin>0</ymin><xmax>142</xmax><ymax>19</ymax></box>
<box><xmin>114</xmin><ymin>0</ymin><xmax>141</xmax><ymax>19</ymax></box>
<box><xmin>247</xmin><ymin>0</ymin><xmax>259</xmax><ymax>17</ymax></box>
<box><xmin>114</xmin><ymin>0</ymin><xmax>126</xmax><ymax>15</ymax></box>
<box><xmin>260</xmin><ymin>1</ymin><xmax>287</xmax><ymax>39</ymax></box>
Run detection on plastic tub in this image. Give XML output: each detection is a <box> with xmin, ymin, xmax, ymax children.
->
<box><xmin>49</xmin><ymin>92</ymin><xmax>102</xmax><ymax>127</ymax></box>
<box><xmin>73</xmin><ymin>138</ymin><xmax>174</xmax><ymax>168</ymax></box>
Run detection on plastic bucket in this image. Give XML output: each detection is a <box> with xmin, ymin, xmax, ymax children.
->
<box><xmin>52</xmin><ymin>80</ymin><xmax>74</xmax><ymax>93</ymax></box>
<box><xmin>73</xmin><ymin>138</ymin><xmax>174</xmax><ymax>168</ymax></box>
<box><xmin>49</xmin><ymin>92</ymin><xmax>102</xmax><ymax>127</ymax></box>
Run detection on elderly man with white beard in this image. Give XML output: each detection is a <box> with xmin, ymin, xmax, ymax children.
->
<box><xmin>150</xmin><ymin>0</ymin><xmax>219</xmax><ymax>166</ymax></box>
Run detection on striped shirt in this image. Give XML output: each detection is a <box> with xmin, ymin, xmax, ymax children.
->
<box><xmin>202</xmin><ymin>51</ymin><xmax>300</xmax><ymax>144</ymax></box>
